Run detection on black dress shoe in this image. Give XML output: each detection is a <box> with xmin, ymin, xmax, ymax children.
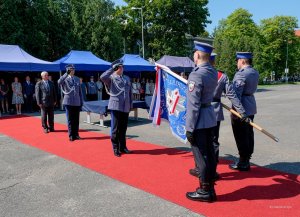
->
<box><xmin>44</xmin><ymin>128</ymin><xmax>49</xmax><ymax>134</ymax></box>
<box><xmin>229</xmin><ymin>161</ymin><xmax>250</xmax><ymax>171</ymax></box>
<box><xmin>74</xmin><ymin>136</ymin><xmax>82</xmax><ymax>140</ymax></box>
<box><xmin>186</xmin><ymin>188</ymin><xmax>216</xmax><ymax>202</ymax></box>
<box><xmin>113</xmin><ymin>149</ymin><xmax>121</xmax><ymax>157</ymax></box>
<box><xmin>69</xmin><ymin>137</ymin><xmax>75</xmax><ymax>141</ymax></box>
<box><xmin>120</xmin><ymin>148</ymin><xmax>131</xmax><ymax>154</ymax></box>
<box><xmin>49</xmin><ymin>129</ymin><xmax>55</xmax><ymax>132</ymax></box>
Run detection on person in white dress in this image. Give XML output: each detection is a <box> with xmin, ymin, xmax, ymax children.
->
<box><xmin>136</xmin><ymin>78</ymin><xmax>141</xmax><ymax>100</ymax></box>
<box><xmin>145</xmin><ymin>79</ymin><xmax>151</xmax><ymax>96</ymax></box>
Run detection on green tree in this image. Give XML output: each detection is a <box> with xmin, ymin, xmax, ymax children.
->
<box><xmin>70</xmin><ymin>0</ymin><xmax>122</xmax><ymax>61</ymax></box>
<box><xmin>213</xmin><ymin>9</ymin><xmax>261</xmax><ymax>79</ymax></box>
<box><xmin>259</xmin><ymin>16</ymin><xmax>299</xmax><ymax>80</ymax></box>
<box><xmin>119</xmin><ymin>0</ymin><xmax>210</xmax><ymax>60</ymax></box>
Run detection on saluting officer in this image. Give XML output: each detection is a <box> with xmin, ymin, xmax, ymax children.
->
<box><xmin>58</xmin><ymin>64</ymin><xmax>83</xmax><ymax>141</ymax></box>
<box><xmin>101</xmin><ymin>59</ymin><xmax>132</xmax><ymax>157</ymax></box>
<box><xmin>185</xmin><ymin>41</ymin><xmax>218</xmax><ymax>202</ymax></box>
<box><xmin>229</xmin><ymin>52</ymin><xmax>259</xmax><ymax>171</ymax></box>
<box><xmin>189</xmin><ymin>53</ymin><xmax>246</xmax><ymax>179</ymax></box>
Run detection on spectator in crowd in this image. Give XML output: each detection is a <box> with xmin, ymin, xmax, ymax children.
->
<box><xmin>23</xmin><ymin>76</ymin><xmax>35</xmax><ymax>113</ymax></box>
<box><xmin>145</xmin><ymin>79</ymin><xmax>151</xmax><ymax>96</ymax></box>
<box><xmin>80</xmin><ymin>77</ymin><xmax>87</xmax><ymax>101</ymax></box>
<box><xmin>140</xmin><ymin>78</ymin><xmax>146</xmax><ymax>100</ymax></box>
<box><xmin>132</xmin><ymin>78</ymin><xmax>138</xmax><ymax>100</ymax></box>
<box><xmin>136</xmin><ymin>78</ymin><xmax>141</xmax><ymax>100</ymax></box>
<box><xmin>149</xmin><ymin>79</ymin><xmax>155</xmax><ymax>95</ymax></box>
<box><xmin>35</xmin><ymin>71</ymin><xmax>57</xmax><ymax>133</ymax></box>
<box><xmin>0</xmin><ymin>78</ymin><xmax>9</xmax><ymax>113</ymax></box>
<box><xmin>12</xmin><ymin>76</ymin><xmax>24</xmax><ymax>115</ymax></box>
<box><xmin>49</xmin><ymin>75</ymin><xmax>61</xmax><ymax>110</ymax></box>
<box><xmin>87</xmin><ymin>76</ymin><xmax>98</xmax><ymax>101</ymax></box>
<box><xmin>96</xmin><ymin>77</ymin><xmax>103</xmax><ymax>101</ymax></box>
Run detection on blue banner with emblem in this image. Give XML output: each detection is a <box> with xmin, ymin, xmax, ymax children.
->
<box><xmin>149</xmin><ymin>64</ymin><xmax>188</xmax><ymax>143</ymax></box>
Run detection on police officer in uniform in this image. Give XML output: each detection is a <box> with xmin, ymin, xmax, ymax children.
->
<box><xmin>185</xmin><ymin>41</ymin><xmax>218</xmax><ymax>202</ymax></box>
<box><xmin>101</xmin><ymin>59</ymin><xmax>132</xmax><ymax>157</ymax></box>
<box><xmin>87</xmin><ymin>76</ymin><xmax>98</xmax><ymax>101</ymax></box>
<box><xmin>229</xmin><ymin>52</ymin><xmax>259</xmax><ymax>171</ymax></box>
<box><xmin>58</xmin><ymin>64</ymin><xmax>83</xmax><ymax>141</ymax></box>
<box><xmin>189</xmin><ymin>53</ymin><xmax>246</xmax><ymax>179</ymax></box>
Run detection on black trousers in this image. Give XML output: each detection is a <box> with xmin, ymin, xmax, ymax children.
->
<box><xmin>211</xmin><ymin>121</ymin><xmax>221</xmax><ymax>163</ymax></box>
<box><xmin>191</xmin><ymin>128</ymin><xmax>216</xmax><ymax>183</ymax></box>
<box><xmin>110</xmin><ymin>110</ymin><xmax>129</xmax><ymax>151</ymax></box>
<box><xmin>65</xmin><ymin>105</ymin><xmax>80</xmax><ymax>138</ymax></box>
<box><xmin>24</xmin><ymin>95</ymin><xmax>33</xmax><ymax>112</ymax></box>
<box><xmin>231</xmin><ymin>115</ymin><xmax>255</xmax><ymax>159</ymax></box>
<box><xmin>41</xmin><ymin>106</ymin><xmax>54</xmax><ymax>130</ymax></box>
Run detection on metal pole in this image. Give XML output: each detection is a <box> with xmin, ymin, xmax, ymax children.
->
<box><xmin>285</xmin><ymin>40</ymin><xmax>289</xmax><ymax>82</ymax></box>
<box><xmin>141</xmin><ymin>8</ymin><xmax>145</xmax><ymax>59</ymax></box>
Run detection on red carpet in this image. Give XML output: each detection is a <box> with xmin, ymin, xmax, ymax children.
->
<box><xmin>1</xmin><ymin>115</ymin><xmax>299</xmax><ymax>217</ymax></box>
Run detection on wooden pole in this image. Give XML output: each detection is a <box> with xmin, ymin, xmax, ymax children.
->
<box><xmin>222</xmin><ymin>103</ymin><xmax>279</xmax><ymax>142</ymax></box>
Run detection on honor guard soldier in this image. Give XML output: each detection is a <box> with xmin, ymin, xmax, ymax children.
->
<box><xmin>58</xmin><ymin>64</ymin><xmax>83</xmax><ymax>141</ymax></box>
<box><xmin>229</xmin><ymin>52</ymin><xmax>259</xmax><ymax>171</ymax></box>
<box><xmin>189</xmin><ymin>53</ymin><xmax>246</xmax><ymax>179</ymax></box>
<box><xmin>185</xmin><ymin>41</ymin><xmax>218</xmax><ymax>202</ymax></box>
<box><xmin>101</xmin><ymin>59</ymin><xmax>132</xmax><ymax>157</ymax></box>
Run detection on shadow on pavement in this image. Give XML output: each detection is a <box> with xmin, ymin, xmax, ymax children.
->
<box><xmin>132</xmin><ymin>147</ymin><xmax>190</xmax><ymax>156</ymax></box>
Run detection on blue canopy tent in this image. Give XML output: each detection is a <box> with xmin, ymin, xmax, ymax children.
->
<box><xmin>156</xmin><ymin>55</ymin><xmax>194</xmax><ymax>73</ymax></box>
<box><xmin>120</xmin><ymin>54</ymin><xmax>155</xmax><ymax>72</ymax></box>
<box><xmin>54</xmin><ymin>50</ymin><xmax>111</xmax><ymax>71</ymax></box>
<box><xmin>0</xmin><ymin>44</ymin><xmax>60</xmax><ymax>71</ymax></box>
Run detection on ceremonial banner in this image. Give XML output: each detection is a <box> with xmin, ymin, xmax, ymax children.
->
<box><xmin>149</xmin><ymin>63</ymin><xmax>188</xmax><ymax>143</ymax></box>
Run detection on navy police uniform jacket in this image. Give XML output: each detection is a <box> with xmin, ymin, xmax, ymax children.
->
<box><xmin>232</xmin><ymin>66</ymin><xmax>259</xmax><ymax>116</ymax></box>
<box><xmin>213</xmin><ymin>71</ymin><xmax>245</xmax><ymax>121</ymax></box>
<box><xmin>100</xmin><ymin>68</ymin><xmax>132</xmax><ymax>113</ymax></box>
<box><xmin>58</xmin><ymin>73</ymin><xmax>83</xmax><ymax>106</ymax></box>
<box><xmin>186</xmin><ymin>63</ymin><xmax>218</xmax><ymax>132</ymax></box>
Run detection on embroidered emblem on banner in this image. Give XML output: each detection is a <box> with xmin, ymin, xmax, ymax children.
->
<box><xmin>188</xmin><ymin>81</ymin><xmax>195</xmax><ymax>92</ymax></box>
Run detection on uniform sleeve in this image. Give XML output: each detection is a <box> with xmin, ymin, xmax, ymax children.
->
<box><xmin>57</xmin><ymin>73</ymin><xmax>68</xmax><ymax>87</ymax></box>
<box><xmin>79</xmin><ymin>82</ymin><xmax>83</xmax><ymax>106</ymax></box>
<box><xmin>224</xmin><ymin>74</ymin><xmax>245</xmax><ymax>114</ymax></box>
<box><xmin>100</xmin><ymin>68</ymin><xmax>114</xmax><ymax>86</ymax></box>
<box><xmin>185</xmin><ymin>73</ymin><xmax>202</xmax><ymax>133</ymax></box>
<box><xmin>128</xmin><ymin>78</ymin><xmax>133</xmax><ymax>108</ymax></box>
<box><xmin>232</xmin><ymin>72</ymin><xmax>246</xmax><ymax>100</ymax></box>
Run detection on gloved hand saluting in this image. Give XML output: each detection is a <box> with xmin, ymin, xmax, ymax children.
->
<box><xmin>240</xmin><ymin>113</ymin><xmax>251</xmax><ymax>124</ymax></box>
<box><xmin>186</xmin><ymin>131</ymin><xmax>194</xmax><ymax>144</ymax></box>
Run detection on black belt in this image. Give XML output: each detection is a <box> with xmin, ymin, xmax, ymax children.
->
<box><xmin>213</xmin><ymin>98</ymin><xmax>221</xmax><ymax>102</ymax></box>
<box><xmin>201</xmin><ymin>103</ymin><xmax>211</xmax><ymax>108</ymax></box>
<box><xmin>242</xmin><ymin>93</ymin><xmax>253</xmax><ymax>96</ymax></box>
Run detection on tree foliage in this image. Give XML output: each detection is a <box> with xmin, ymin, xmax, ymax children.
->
<box><xmin>213</xmin><ymin>9</ymin><xmax>300</xmax><ymax>82</ymax></box>
<box><xmin>213</xmin><ymin>9</ymin><xmax>262</xmax><ymax>79</ymax></box>
<box><xmin>119</xmin><ymin>0</ymin><xmax>210</xmax><ymax>60</ymax></box>
<box><xmin>259</xmin><ymin>16</ymin><xmax>299</xmax><ymax>79</ymax></box>
<box><xmin>0</xmin><ymin>0</ymin><xmax>122</xmax><ymax>61</ymax></box>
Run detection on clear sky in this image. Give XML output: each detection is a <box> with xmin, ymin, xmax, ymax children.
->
<box><xmin>113</xmin><ymin>0</ymin><xmax>300</xmax><ymax>34</ymax></box>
